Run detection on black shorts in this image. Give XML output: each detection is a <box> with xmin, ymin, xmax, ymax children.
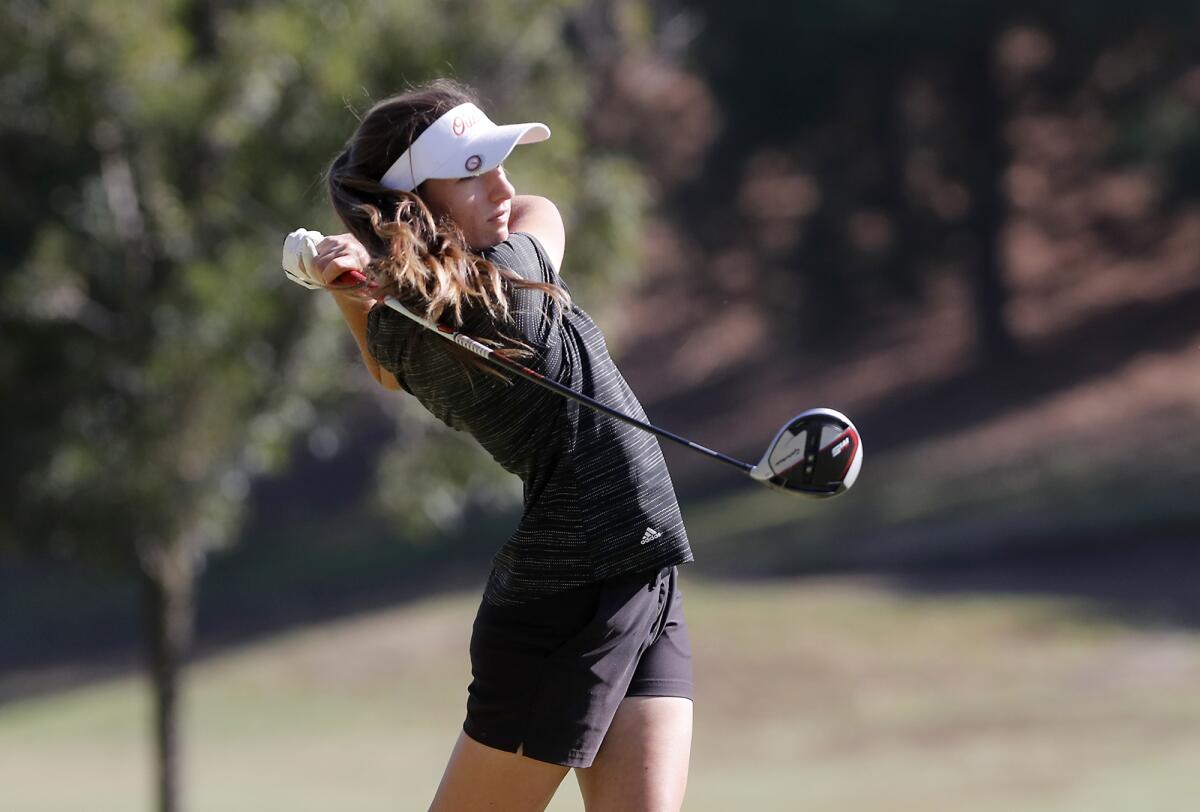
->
<box><xmin>463</xmin><ymin>565</ymin><xmax>692</xmax><ymax>768</ymax></box>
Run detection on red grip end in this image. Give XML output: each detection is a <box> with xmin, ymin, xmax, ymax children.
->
<box><xmin>333</xmin><ymin>270</ymin><xmax>371</xmax><ymax>287</ymax></box>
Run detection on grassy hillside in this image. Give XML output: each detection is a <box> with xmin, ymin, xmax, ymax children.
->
<box><xmin>4</xmin><ymin>572</ymin><xmax>1199</xmax><ymax>812</ymax></box>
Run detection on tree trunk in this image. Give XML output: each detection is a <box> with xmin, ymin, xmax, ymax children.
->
<box><xmin>878</xmin><ymin>61</ymin><xmax>918</xmax><ymax>300</ymax></box>
<box><xmin>140</xmin><ymin>543</ymin><xmax>196</xmax><ymax>812</ymax></box>
<box><xmin>962</xmin><ymin>35</ymin><xmax>1018</xmax><ymax>364</ymax></box>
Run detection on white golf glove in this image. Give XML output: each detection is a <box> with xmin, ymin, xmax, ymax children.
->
<box><xmin>281</xmin><ymin>228</ymin><xmax>327</xmax><ymax>290</ymax></box>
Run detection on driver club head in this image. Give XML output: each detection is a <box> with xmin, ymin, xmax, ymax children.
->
<box><xmin>749</xmin><ymin>408</ymin><xmax>863</xmax><ymax>498</ymax></box>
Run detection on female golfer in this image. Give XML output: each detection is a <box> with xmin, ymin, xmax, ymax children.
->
<box><xmin>307</xmin><ymin>79</ymin><xmax>694</xmax><ymax>811</ymax></box>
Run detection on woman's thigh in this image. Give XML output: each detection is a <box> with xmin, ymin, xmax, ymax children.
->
<box><xmin>428</xmin><ymin>731</ymin><xmax>570</xmax><ymax>812</ymax></box>
<box><xmin>573</xmin><ymin>696</ymin><xmax>693</xmax><ymax>812</ymax></box>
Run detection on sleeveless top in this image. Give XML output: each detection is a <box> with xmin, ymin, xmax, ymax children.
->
<box><xmin>366</xmin><ymin>233</ymin><xmax>693</xmax><ymax>606</ymax></box>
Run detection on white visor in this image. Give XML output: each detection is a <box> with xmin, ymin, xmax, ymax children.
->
<box><xmin>379</xmin><ymin>102</ymin><xmax>550</xmax><ymax>192</ymax></box>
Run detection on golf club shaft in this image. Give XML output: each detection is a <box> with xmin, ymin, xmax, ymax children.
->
<box><xmin>382</xmin><ymin>296</ymin><xmax>754</xmax><ymax>474</ymax></box>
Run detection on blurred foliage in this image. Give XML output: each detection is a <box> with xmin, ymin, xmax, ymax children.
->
<box><xmin>1</xmin><ymin>0</ymin><xmax>336</xmax><ymax>570</ymax></box>
<box><xmin>0</xmin><ymin>0</ymin><xmax>660</xmax><ymax>563</ymax></box>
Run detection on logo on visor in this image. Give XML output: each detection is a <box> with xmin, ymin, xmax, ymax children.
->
<box><xmin>452</xmin><ymin>111</ymin><xmax>481</xmax><ymax>137</ymax></box>
<box><xmin>464</xmin><ymin>155</ymin><xmax>482</xmax><ymax>173</ymax></box>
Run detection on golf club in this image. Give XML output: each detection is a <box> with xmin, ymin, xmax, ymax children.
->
<box><xmin>283</xmin><ymin>231</ymin><xmax>863</xmax><ymax>498</ymax></box>
<box><xmin>381</xmin><ymin>297</ymin><xmax>862</xmax><ymax>499</ymax></box>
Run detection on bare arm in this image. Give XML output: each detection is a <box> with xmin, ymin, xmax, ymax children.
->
<box><xmin>509</xmin><ymin>195</ymin><xmax>565</xmax><ymax>271</ymax></box>
<box><xmin>314</xmin><ymin>235</ymin><xmax>402</xmax><ymax>391</ymax></box>
<box><xmin>330</xmin><ymin>291</ymin><xmax>401</xmax><ymax>391</ymax></box>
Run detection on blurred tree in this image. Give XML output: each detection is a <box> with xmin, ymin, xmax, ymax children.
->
<box><xmin>678</xmin><ymin>0</ymin><xmax>1200</xmax><ymax>363</ymax></box>
<box><xmin>0</xmin><ymin>0</ymin><xmax>650</xmax><ymax>810</ymax></box>
<box><xmin>0</xmin><ymin>3</ymin><xmax>353</xmax><ymax>809</ymax></box>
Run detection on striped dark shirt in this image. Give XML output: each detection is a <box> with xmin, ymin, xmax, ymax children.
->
<box><xmin>366</xmin><ymin>233</ymin><xmax>693</xmax><ymax>605</ymax></box>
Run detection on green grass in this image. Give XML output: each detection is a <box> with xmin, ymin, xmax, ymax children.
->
<box><xmin>3</xmin><ymin>576</ymin><xmax>1200</xmax><ymax>811</ymax></box>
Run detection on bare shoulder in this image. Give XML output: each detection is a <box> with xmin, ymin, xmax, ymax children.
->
<box><xmin>509</xmin><ymin>195</ymin><xmax>565</xmax><ymax>272</ymax></box>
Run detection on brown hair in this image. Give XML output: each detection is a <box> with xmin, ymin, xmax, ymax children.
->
<box><xmin>326</xmin><ymin>79</ymin><xmax>569</xmax><ymax>374</ymax></box>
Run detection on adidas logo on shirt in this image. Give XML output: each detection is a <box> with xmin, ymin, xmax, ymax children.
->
<box><xmin>640</xmin><ymin>526</ymin><xmax>662</xmax><ymax>545</ymax></box>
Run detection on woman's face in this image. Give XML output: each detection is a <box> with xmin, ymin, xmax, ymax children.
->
<box><xmin>420</xmin><ymin>166</ymin><xmax>516</xmax><ymax>250</ymax></box>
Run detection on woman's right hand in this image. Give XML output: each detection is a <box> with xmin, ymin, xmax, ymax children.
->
<box><xmin>313</xmin><ymin>233</ymin><xmax>373</xmax><ymax>291</ymax></box>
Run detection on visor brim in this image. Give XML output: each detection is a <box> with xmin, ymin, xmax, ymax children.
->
<box><xmin>424</xmin><ymin>122</ymin><xmax>550</xmax><ymax>182</ymax></box>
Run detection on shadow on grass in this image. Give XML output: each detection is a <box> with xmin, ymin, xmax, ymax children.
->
<box><xmin>874</xmin><ymin>528</ymin><xmax>1200</xmax><ymax>630</ymax></box>
<box><xmin>0</xmin><ymin>501</ymin><xmax>508</xmax><ymax>706</ymax></box>
<box><xmin>6</xmin><ymin>497</ymin><xmax>1198</xmax><ymax>709</ymax></box>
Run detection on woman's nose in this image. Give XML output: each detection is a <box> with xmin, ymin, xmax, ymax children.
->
<box><xmin>487</xmin><ymin>167</ymin><xmax>515</xmax><ymax>202</ymax></box>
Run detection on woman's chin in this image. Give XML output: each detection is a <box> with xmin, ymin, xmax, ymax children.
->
<box><xmin>474</xmin><ymin>223</ymin><xmax>509</xmax><ymax>249</ymax></box>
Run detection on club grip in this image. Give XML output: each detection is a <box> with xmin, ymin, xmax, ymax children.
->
<box><xmin>333</xmin><ymin>270</ymin><xmax>370</xmax><ymax>286</ymax></box>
